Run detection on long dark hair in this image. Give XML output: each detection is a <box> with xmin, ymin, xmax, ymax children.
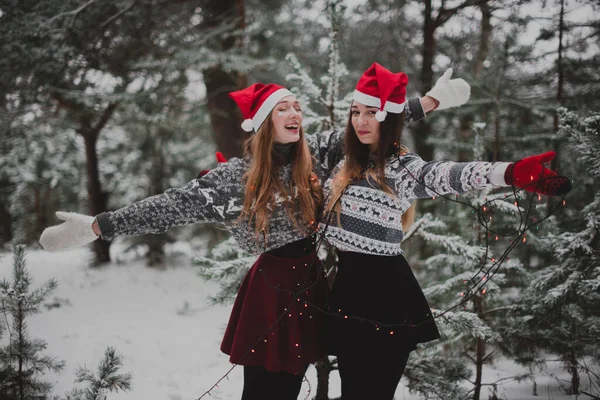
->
<box><xmin>326</xmin><ymin>106</ymin><xmax>416</xmax><ymax>230</ymax></box>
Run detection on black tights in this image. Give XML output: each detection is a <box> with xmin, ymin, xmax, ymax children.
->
<box><xmin>241</xmin><ymin>365</ymin><xmax>307</xmax><ymax>400</ymax></box>
<box><xmin>336</xmin><ymin>350</ymin><xmax>411</xmax><ymax>400</ymax></box>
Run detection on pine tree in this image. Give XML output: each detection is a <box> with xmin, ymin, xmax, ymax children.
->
<box><xmin>1</xmin><ymin>0</ymin><xmax>233</xmax><ymax>262</ymax></box>
<box><xmin>402</xmin><ymin>126</ymin><xmax>529</xmax><ymax>400</ymax></box>
<box><xmin>285</xmin><ymin>0</ymin><xmax>350</xmax><ymax>134</ymax></box>
<box><xmin>196</xmin><ymin>237</ymin><xmax>256</xmax><ymax>305</ymax></box>
<box><xmin>4</xmin><ymin>120</ymin><xmax>84</xmax><ymax>246</ymax></box>
<box><xmin>63</xmin><ymin>347</ymin><xmax>132</xmax><ymax>400</ymax></box>
<box><xmin>0</xmin><ymin>245</ymin><xmax>64</xmax><ymax>400</ymax></box>
<box><xmin>503</xmin><ymin>109</ymin><xmax>600</xmax><ymax>396</ymax></box>
<box><xmin>104</xmin><ymin>63</ymin><xmax>218</xmax><ymax>267</ymax></box>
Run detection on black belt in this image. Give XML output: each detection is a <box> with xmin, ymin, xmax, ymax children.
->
<box><xmin>265</xmin><ymin>235</ymin><xmax>317</xmax><ymax>258</ymax></box>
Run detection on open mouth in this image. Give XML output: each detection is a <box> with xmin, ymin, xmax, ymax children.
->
<box><xmin>285</xmin><ymin>124</ymin><xmax>299</xmax><ymax>133</ymax></box>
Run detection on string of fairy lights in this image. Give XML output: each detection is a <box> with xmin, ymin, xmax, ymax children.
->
<box><xmin>196</xmin><ymin>156</ymin><xmax>570</xmax><ymax>399</ymax></box>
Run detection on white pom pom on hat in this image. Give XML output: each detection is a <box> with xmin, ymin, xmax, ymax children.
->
<box><xmin>241</xmin><ymin>119</ymin><xmax>254</xmax><ymax>132</ymax></box>
<box><xmin>375</xmin><ymin>110</ymin><xmax>387</xmax><ymax>122</ymax></box>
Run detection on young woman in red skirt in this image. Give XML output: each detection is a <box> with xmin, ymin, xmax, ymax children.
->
<box><xmin>40</xmin><ymin>83</ymin><xmax>330</xmax><ymax>400</ymax></box>
<box><xmin>321</xmin><ymin>63</ymin><xmax>572</xmax><ymax>400</ymax></box>
<box><xmin>38</xmin><ymin>79</ymin><xmax>455</xmax><ymax>398</ymax></box>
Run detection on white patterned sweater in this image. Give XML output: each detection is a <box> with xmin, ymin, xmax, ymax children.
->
<box><xmin>94</xmin><ymin>99</ymin><xmax>425</xmax><ymax>255</ymax></box>
<box><xmin>320</xmin><ymin>154</ymin><xmax>510</xmax><ymax>256</ymax></box>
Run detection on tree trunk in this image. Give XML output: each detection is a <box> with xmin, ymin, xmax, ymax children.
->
<box><xmin>204</xmin><ymin>67</ymin><xmax>248</xmax><ymax>159</ymax></box>
<box><xmin>472</xmin><ymin>295</ymin><xmax>485</xmax><ymax>400</ymax></box>
<box><xmin>82</xmin><ymin>128</ymin><xmax>111</xmax><ymax>263</ymax></box>
<box><xmin>0</xmin><ymin>190</ymin><xmax>11</xmax><ymax>245</ymax></box>
<box><xmin>549</xmin><ymin>0</ymin><xmax>565</xmax><ymax>212</ymax></box>
<box><xmin>474</xmin><ymin>2</ymin><xmax>491</xmax><ymax>78</ymax></box>
<box><xmin>17</xmin><ymin>299</ymin><xmax>25</xmax><ymax>400</ymax></box>
<box><xmin>568</xmin><ymin>347</ymin><xmax>580</xmax><ymax>394</ymax></box>
<box><xmin>0</xmin><ymin>91</ymin><xmax>13</xmax><ymax>245</ymax></box>
<box><xmin>55</xmin><ymin>95</ymin><xmax>117</xmax><ymax>264</ymax></box>
<box><xmin>491</xmin><ymin>38</ymin><xmax>510</xmax><ymax>164</ymax></box>
<box><xmin>553</xmin><ymin>0</ymin><xmax>565</xmax><ymax>136</ymax></box>
<box><xmin>493</xmin><ymin>109</ymin><xmax>500</xmax><ymax>162</ymax></box>
<box><xmin>459</xmin><ymin>2</ymin><xmax>492</xmax><ymax>162</ymax></box>
<box><xmin>414</xmin><ymin>0</ymin><xmax>435</xmax><ymax>163</ymax></box>
<box><xmin>202</xmin><ymin>0</ymin><xmax>248</xmax><ymax>159</ymax></box>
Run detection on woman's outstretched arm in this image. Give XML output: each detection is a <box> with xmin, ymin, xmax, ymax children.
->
<box><xmin>40</xmin><ymin>157</ymin><xmax>246</xmax><ymax>252</ymax></box>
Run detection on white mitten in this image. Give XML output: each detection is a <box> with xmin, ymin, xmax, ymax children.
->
<box><xmin>39</xmin><ymin>212</ymin><xmax>98</xmax><ymax>252</ymax></box>
<box><xmin>425</xmin><ymin>68</ymin><xmax>471</xmax><ymax>110</ymax></box>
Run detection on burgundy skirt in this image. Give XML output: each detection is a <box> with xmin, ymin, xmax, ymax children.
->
<box><xmin>220</xmin><ymin>245</ymin><xmax>328</xmax><ymax>374</ymax></box>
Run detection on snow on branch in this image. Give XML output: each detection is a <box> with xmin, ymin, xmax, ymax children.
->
<box><xmin>434</xmin><ymin>310</ymin><xmax>499</xmax><ymax>341</ymax></box>
<box><xmin>417</xmin><ymin>228</ymin><xmax>485</xmax><ymax>261</ymax></box>
<box><xmin>195</xmin><ymin>256</ymin><xmax>256</xmax><ymax>281</ymax></box>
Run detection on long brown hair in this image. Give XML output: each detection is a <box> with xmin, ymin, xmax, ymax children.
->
<box><xmin>326</xmin><ymin>107</ymin><xmax>416</xmax><ymax>231</ymax></box>
<box><xmin>239</xmin><ymin>114</ymin><xmax>322</xmax><ymax>238</ymax></box>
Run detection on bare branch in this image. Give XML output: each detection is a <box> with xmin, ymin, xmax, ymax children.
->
<box><xmin>402</xmin><ymin>218</ymin><xmax>426</xmax><ymax>242</ymax></box>
<box><xmin>435</xmin><ymin>0</ymin><xmax>489</xmax><ymax>28</ymax></box>
<box><xmin>46</xmin><ymin>0</ymin><xmax>97</xmax><ymax>25</ymax></box>
<box><xmin>50</xmin><ymin>90</ymin><xmax>87</xmax><ymax>115</ymax></box>
<box><xmin>101</xmin><ymin>0</ymin><xmax>139</xmax><ymax>29</ymax></box>
<box><xmin>465</xmin><ymin>352</ymin><xmax>477</xmax><ymax>364</ymax></box>
<box><xmin>481</xmin><ymin>306</ymin><xmax>513</xmax><ymax>316</ymax></box>
<box><xmin>482</xmin><ymin>349</ymin><xmax>497</xmax><ymax>363</ymax></box>
<box><xmin>90</xmin><ymin>102</ymin><xmax>119</xmax><ymax>139</ymax></box>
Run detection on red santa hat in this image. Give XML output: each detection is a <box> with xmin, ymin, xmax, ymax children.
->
<box><xmin>229</xmin><ymin>83</ymin><xmax>294</xmax><ymax>132</ymax></box>
<box><xmin>353</xmin><ymin>63</ymin><xmax>408</xmax><ymax>122</ymax></box>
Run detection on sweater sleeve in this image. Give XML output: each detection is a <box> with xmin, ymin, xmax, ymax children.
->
<box><xmin>305</xmin><ymin>130</ymin><xmax>345</xmax><ymax>179</ymax></box>
<box><xmin>95</xmin><ymin>158</ymin><xmax>245</xmax><ymax>240</ymax></box>
<box><xmin>389</xmin><ymin>153</ymin><xmax>511</xmax><ymax>199</ymax></box>
<box><xmin>405</xmin><ymin>97</ymin><xmax>425</xmax><ymax>123</ymax></box>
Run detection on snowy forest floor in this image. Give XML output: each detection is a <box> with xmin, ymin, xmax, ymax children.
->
<box><xmin>0</xmin><ymin>242</ymin><xmax>592</xmax><ymax>400</ymax></box>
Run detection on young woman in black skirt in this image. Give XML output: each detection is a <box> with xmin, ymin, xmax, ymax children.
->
<box><xmin>322</xmin><ymin>63</ymin><xmax>571</xmax><ymax>400</ymax></box>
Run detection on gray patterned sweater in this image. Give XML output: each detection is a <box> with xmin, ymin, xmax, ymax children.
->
<box><xmin>95</xmin><ymin>98</ymin><xmax>425</xmax><ymax>255</ymax></box>
<box><xmin>320</xmin><ymin>154</ymin><xmax>510</xmax><ymax>256</ymax></box>
<box><xmin>97</xmin><ymin>156</ymin><xmax>307</xmax><ymax>254</ymax></box>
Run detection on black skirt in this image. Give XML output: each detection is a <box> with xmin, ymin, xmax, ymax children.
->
<box><xmin>324</xmin><ymin>251</ymin><xmax>440</xmax><ymax>355</ymax></box>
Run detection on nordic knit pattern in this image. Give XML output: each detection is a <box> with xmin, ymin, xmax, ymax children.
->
<box><xmin>95</xmin><ymin>98</ymin><xmax>425</xmax><ymax>255</ymax></box>
<box><xmin>321</xmin><ymin>153</ymin><xmax>510</xmax><ymax>256</ymax></box>
<box><xmin>97</xmin><ymin>157</ymin><xmax>314</xmax><ymax>255</ymax></box>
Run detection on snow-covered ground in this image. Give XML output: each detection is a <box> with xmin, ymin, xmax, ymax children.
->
<box><xmin>0</xmin><ymin>244</ymin><xmax>592</xmax><ymax>400</ymax></box>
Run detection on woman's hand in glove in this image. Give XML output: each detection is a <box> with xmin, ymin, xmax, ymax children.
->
<box><xmin>505</xmin><ymin>151</ymin><xmax>572</xmax><ymax>196</ymax></box>
<box><xmin>39</xmin><ymin>212</ymin><xmax>99</xmax><ymax>252</ymax></box>
<box><xmin>425</xmin><ymin>68</ymin><xmax>471</xmax><ymax>111</ymax></box>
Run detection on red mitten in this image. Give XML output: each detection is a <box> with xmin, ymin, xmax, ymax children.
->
<box><xmin>197</xmin><ymin>152</ymin><xmax>228</xmax><ymax>179</ymax></box>
<box><xmin>216</xmin><ymin>151</ymin><xmax>227</xmax><ymax>163</ymax></box>
<box><xmin>505</xmin><ymin>151</ymin><xmax>572</xmax><ymax>196</ymax></box>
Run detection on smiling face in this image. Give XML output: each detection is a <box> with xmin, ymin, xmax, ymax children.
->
<box><xmin>271</xmin><ymin>95</ymin><xmax>303</xmax><ymax>144</ymax></box>
<box><xmin>351</xmin><ymin>100</ymin><xmax>381</xmax><ymax>148</ymax></box>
